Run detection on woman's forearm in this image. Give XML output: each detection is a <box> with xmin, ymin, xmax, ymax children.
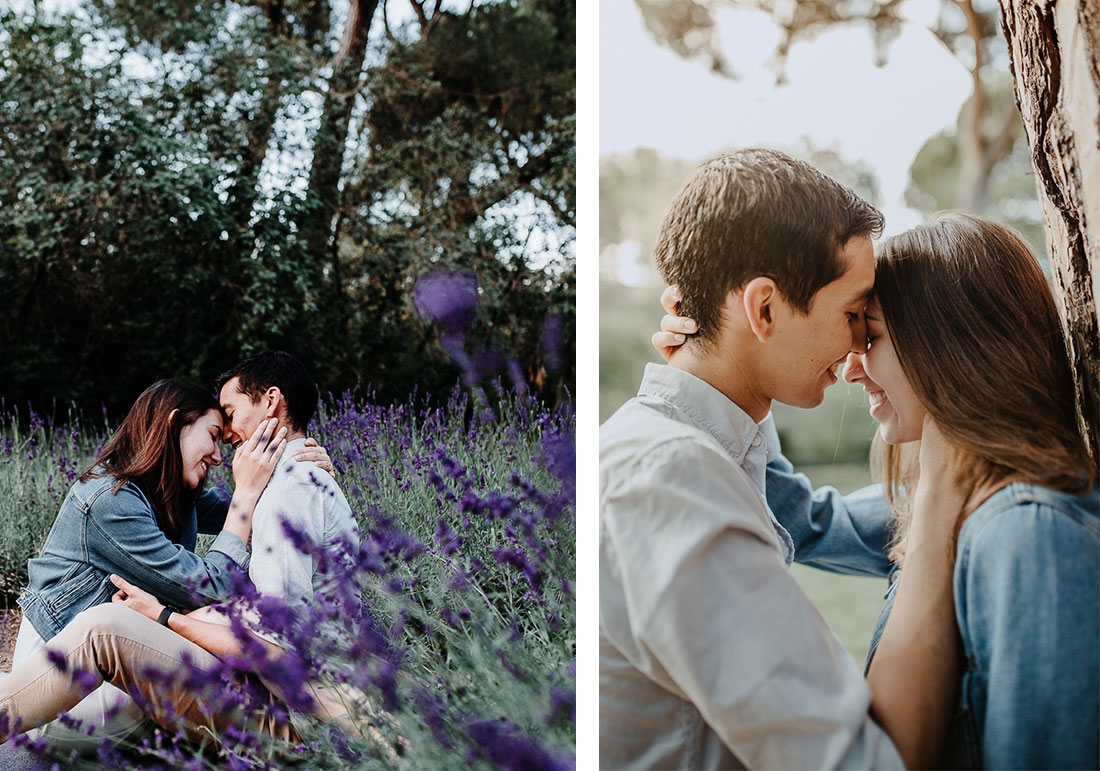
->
<box><xmin>866</xmin><ymin>490</ymin><xmax>962</xmax><ymax>769</ymax></box>
<box><xmin>221</xmin><ymin>490</ymin><xmax>260</xmax><ymax>544</ymax></box>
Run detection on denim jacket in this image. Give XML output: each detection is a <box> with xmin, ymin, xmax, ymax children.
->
<box><xmin>18</xmin><ymin>470</ymin><xmax>251</xmax><ymax>642</ymax></box>
<box><xmin>863</xmin><ymin>483</ymin><xmax>1100</xmax><ymax>770</ymax></box>
<box><xmin>765</xmin><ymin>446</ymin><xmax>893</xmax><ymax>579</ymax></box>
<box><xmin>767</xmin><ymin>451</ymin><xmax>1100</xmax><ymax>770</ymax></box>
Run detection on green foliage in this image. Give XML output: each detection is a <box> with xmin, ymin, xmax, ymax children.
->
<box><xmin>905</xmin><ymin>75</ymin><xmax>1045</xmax><ymax>259</ymax></box>
<box><xmin>771</xmin><ymin>381</ymin><xmax>876</xmax><ymax>466</ymax></box>
<box><xmin>599</xmin><ymin>278</ymin><xmax>665</xmax><ymax>424</ymax></box>
<box><xmin>0</xmin><ymin>404</ymin><xmax>110</xmax><ymax>602</ymax></box>
<box><xmin>336</xmin><ymin>0</ymin><xmax>576</xmax><ymax>401</ymax></box>
<box><xmin>0</xmin><ymin>0</ymin><xmax>575</xmax><ymax>417</ymax></box>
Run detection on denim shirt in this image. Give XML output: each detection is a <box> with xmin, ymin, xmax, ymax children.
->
<box><xmin>771</xmin><ymin>460</ymin><xmax>1100</xmax><ymax>768</ymax></box>
<box><xmin>765</xmin><ymin>443</ymin><xmax>893</xmax><ymax>579</ymax></box>
<box><xmin>18</xmin><ymin>470</ymin><xmax>251</xmax><ymax>642</ymax></box>
<box><xmin>858</xmin><ymin>482</ymin><xmax>1100</xmax><ymax>770</ymax></box>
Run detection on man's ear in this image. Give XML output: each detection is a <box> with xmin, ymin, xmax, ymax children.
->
<box><xmin>741</xmin><ymin>277</ymin><xmax>778</xmax><ymax>342</ymax></box>
<box><xmin>264</xmin><ymin>386</ymin><xmax>282</xmax><ymax>418</ymax></box>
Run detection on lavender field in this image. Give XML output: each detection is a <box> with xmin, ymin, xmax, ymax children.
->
<box><xmin>0</xmin><ymin>385</ymin><xmax>576</xmax><ymax>769</ymax></box>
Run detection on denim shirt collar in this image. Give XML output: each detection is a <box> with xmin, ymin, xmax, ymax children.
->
<box><xmin>638</xmin><ymin>363</ymin><xmax>794</xmax><ymax>563</ymax></box>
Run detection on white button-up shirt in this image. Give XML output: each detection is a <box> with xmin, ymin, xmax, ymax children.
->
<box><xmin>250</xmin><ymin>438</ymin><xmax>359</xmax><ymax>641</ymax></box>
<box><xmin>600</xmin><ymin>364</ymin><xmax>903</xmax><ymax>770</ymax></box>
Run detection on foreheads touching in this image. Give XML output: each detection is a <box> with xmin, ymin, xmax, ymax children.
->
<box><xmin>215</xmin><ymin>351</ymin><xmax>318</xmax><ymax>446</ymax></box>
<box><xmin>652</xmin><ymin>147</ymin><xmax>884</xmax><ymax>350</ymax></box>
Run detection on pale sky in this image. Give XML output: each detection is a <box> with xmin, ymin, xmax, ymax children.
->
<box><xmin>600</xmin><ymin>0</ymin><xmax>974</xmax><ymax>272</ymax></box>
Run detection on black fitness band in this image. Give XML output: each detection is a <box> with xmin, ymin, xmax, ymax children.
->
<box><xmin>157</xmin><ymin>606</ymin><xmax>176</xmax><ymax>627</ymax></box>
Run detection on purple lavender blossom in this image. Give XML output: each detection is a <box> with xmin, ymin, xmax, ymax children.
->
<box><xmin>45</xmin><ymin>650</ymin><xmax>68</xmax><ymax>673</ymax></box>
<box><xmin>541</xmin><ymin>312</ymin><xmax>564</xmax><ymax>373</ymax></box>
<box><xmin>547</xmin><ymin>684</ymin><xmax>576</xmax><ymax>725</ymax></box>
<box><xmin>413</xmin><ymin>270</ymin><xmax>478</xmax><ymax>334</ymax></box>
<box><xmin>467</xmin><ymin>718</ymin><xmax>574</xmax><ymax>771</ymax></box>
<box><xmin>541</xmin><ymin>424</ymin><xmax>576</xmax><ymax>500</ymax></box>
<box><xmin>2</xmin><ymin>381</ymin><xmax>575</xmax><ymax>769</ymax></box>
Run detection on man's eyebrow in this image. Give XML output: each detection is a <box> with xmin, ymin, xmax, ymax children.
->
<box><xmin>847</xmin><ymin>287</ymin><xmax>875</xmax><ymax>305</ymax></box>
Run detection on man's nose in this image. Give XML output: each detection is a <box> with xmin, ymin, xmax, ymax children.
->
<box><xmin>843</xmin><ymin>352</ymin><xmax>866</xmax><ymax>384</ymax></box>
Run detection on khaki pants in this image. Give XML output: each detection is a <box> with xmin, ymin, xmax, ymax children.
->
<box><xmin>9</xmin><ymin>615</ymin><xmax>152</xmax><ymax>755</ymax></box>
<box><xmin>0</xmin><ymin>604</ymin><xmax>293</xmax><ymax>745</ymax></box>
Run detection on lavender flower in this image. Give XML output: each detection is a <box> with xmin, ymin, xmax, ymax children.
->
<box><xmin>467</xmin><ymin>718</ymin><xmax>574</xmax><ymax>771</ymax></box>
<box><xmin>413</xmin><ymin>270</ymin><xmax>478</xmax><ymax>334</ymax></box>
<box><xmin>1</xmin><ymin>381</ymin><xmax>575</xmax><ymax>769</ymax></box>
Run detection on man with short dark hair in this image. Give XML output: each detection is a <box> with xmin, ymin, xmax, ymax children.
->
<box><xmin>216</xmin><ymin>351</ymin><xmax>320</xmax><ymax>445</ymax></box>
<box><xmin>600</xmin><ymin>149</ymin><xmax>959</xmax><ymax>769</ymax></box>
<box><xmin>216</xmin><ymin>351</ymin><xmax>356</xmax><ymax>623</ymax></box>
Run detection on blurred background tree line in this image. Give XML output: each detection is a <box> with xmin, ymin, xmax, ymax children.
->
<box><xmin>602</xmin><ymin>0</ymin><xmax>1041</xmax><ymax>470</ymax></box>
<box><xmin>0</xmin><ymin>0</ymin><xmax>575</xmax><ymax>417</ymax></box>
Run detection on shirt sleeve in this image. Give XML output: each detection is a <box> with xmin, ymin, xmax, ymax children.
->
<box><xmin>194</xmin><ymin>487</ymin><xmax>231</xmax><ymax>534</ymax></box>
<box><xmin>603</xmin><ymin>438</ymin><xmax>903</xmax><ymax>770</ymax></box>
<box><xmin>764</xmin><ymin>431</ymin><xmax>893</xmax><ymax>577</ymax></box>
<box><xmin>959</xmin><ymin>501</ymin><xmax>1100</xmax><ymax>770</ymax></box>
<box><xmin>84</xmin><ymin>483</ymin><xmax>250</xmax><ymax>609</ymax></box>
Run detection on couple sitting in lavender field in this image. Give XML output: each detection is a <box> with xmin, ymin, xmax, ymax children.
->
<box><xmin>0</xmin><ymin>351</ymin><xmax>360</xmax><ymax>758</ymax></box>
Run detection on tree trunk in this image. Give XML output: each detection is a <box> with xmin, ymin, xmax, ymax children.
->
<box><xmin>999</xmin><ymin>0</ymin><xmax>1100</xmax><ymax>461</ymax></box>
<box><xmin>302</xmin><ymin>0</ymin><xmax>378</xmax><ymax>261</ymax></box>
<box><xmin>298</xmin><ymin>0</ymin><xmax>379</xmax><ymax>370</ymax></box>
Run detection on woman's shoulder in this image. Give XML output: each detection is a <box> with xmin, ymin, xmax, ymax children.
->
<box><xmin>958</xmin><ymin>482</ymin><xmax>1100</xmax><ymax>561</ymax></box>
<box><xmin>73</xmin><ymin>469</ymin><xmax>153</xmax><ymax>515</ymax></box>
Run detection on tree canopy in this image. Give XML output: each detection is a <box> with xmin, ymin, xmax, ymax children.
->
<box><xmin>0</xmin><ymin>0</ymin><xmax>575</xmax><ymax>415</ymax></box>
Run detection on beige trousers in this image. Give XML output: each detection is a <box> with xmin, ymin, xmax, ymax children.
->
<box><xmin>0</xmin><ymin>603</ymin><xmax>293</xmax><ymax>746</ymax></box>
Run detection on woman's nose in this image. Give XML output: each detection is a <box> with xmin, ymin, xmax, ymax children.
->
<box><xmin>843</xmin><ymin>352</ymin><xmax>866</xmax><ymax>384</ymax></box>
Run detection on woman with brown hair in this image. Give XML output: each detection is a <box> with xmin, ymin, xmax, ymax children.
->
<box><xmin>656</xmin><ymin>213</ymin><xmax>1099</xmax><ymax>768</ymax></box>
<box><xmin>6</xmin><ymin>378</ymin><xmax>328</xmax><ymax>754</ymax></box>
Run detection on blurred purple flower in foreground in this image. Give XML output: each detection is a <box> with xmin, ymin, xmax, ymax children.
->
<box><xmin>541</xmin><ymin>312</ymin><xmax>564</xmax><ymax>373</ymax></box>
<box><xmin>413</xmin><ymin>270</ymin><xmax>478</xmax><ymax>334</ymax></box>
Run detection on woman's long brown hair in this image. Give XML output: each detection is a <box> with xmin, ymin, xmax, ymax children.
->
<box><xmin>871</xmin><ymin>213</ymin><xmax>1096</xmax><ymax>561</ymax></box>
<box><xmin>80</xmin><ymin>379</ymin><xmax>221</xmax><ymax>543</ymax></box>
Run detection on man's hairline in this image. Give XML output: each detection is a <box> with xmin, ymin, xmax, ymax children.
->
<box><xmin>680</xmin><ymin>230</ymin><xmax>876</xmax><ymax>353</ymax></box>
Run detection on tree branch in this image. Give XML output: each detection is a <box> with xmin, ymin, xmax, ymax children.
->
<box><xmin>956</xmin><ymin>0</ymin><xmax>985</xmax><ymax>155</ymax></box>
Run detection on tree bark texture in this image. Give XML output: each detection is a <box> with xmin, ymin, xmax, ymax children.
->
<box><xmin>999</xmin><ymin>0</ymin><xmax>1100</xmax><ymax>461</ymax></box>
